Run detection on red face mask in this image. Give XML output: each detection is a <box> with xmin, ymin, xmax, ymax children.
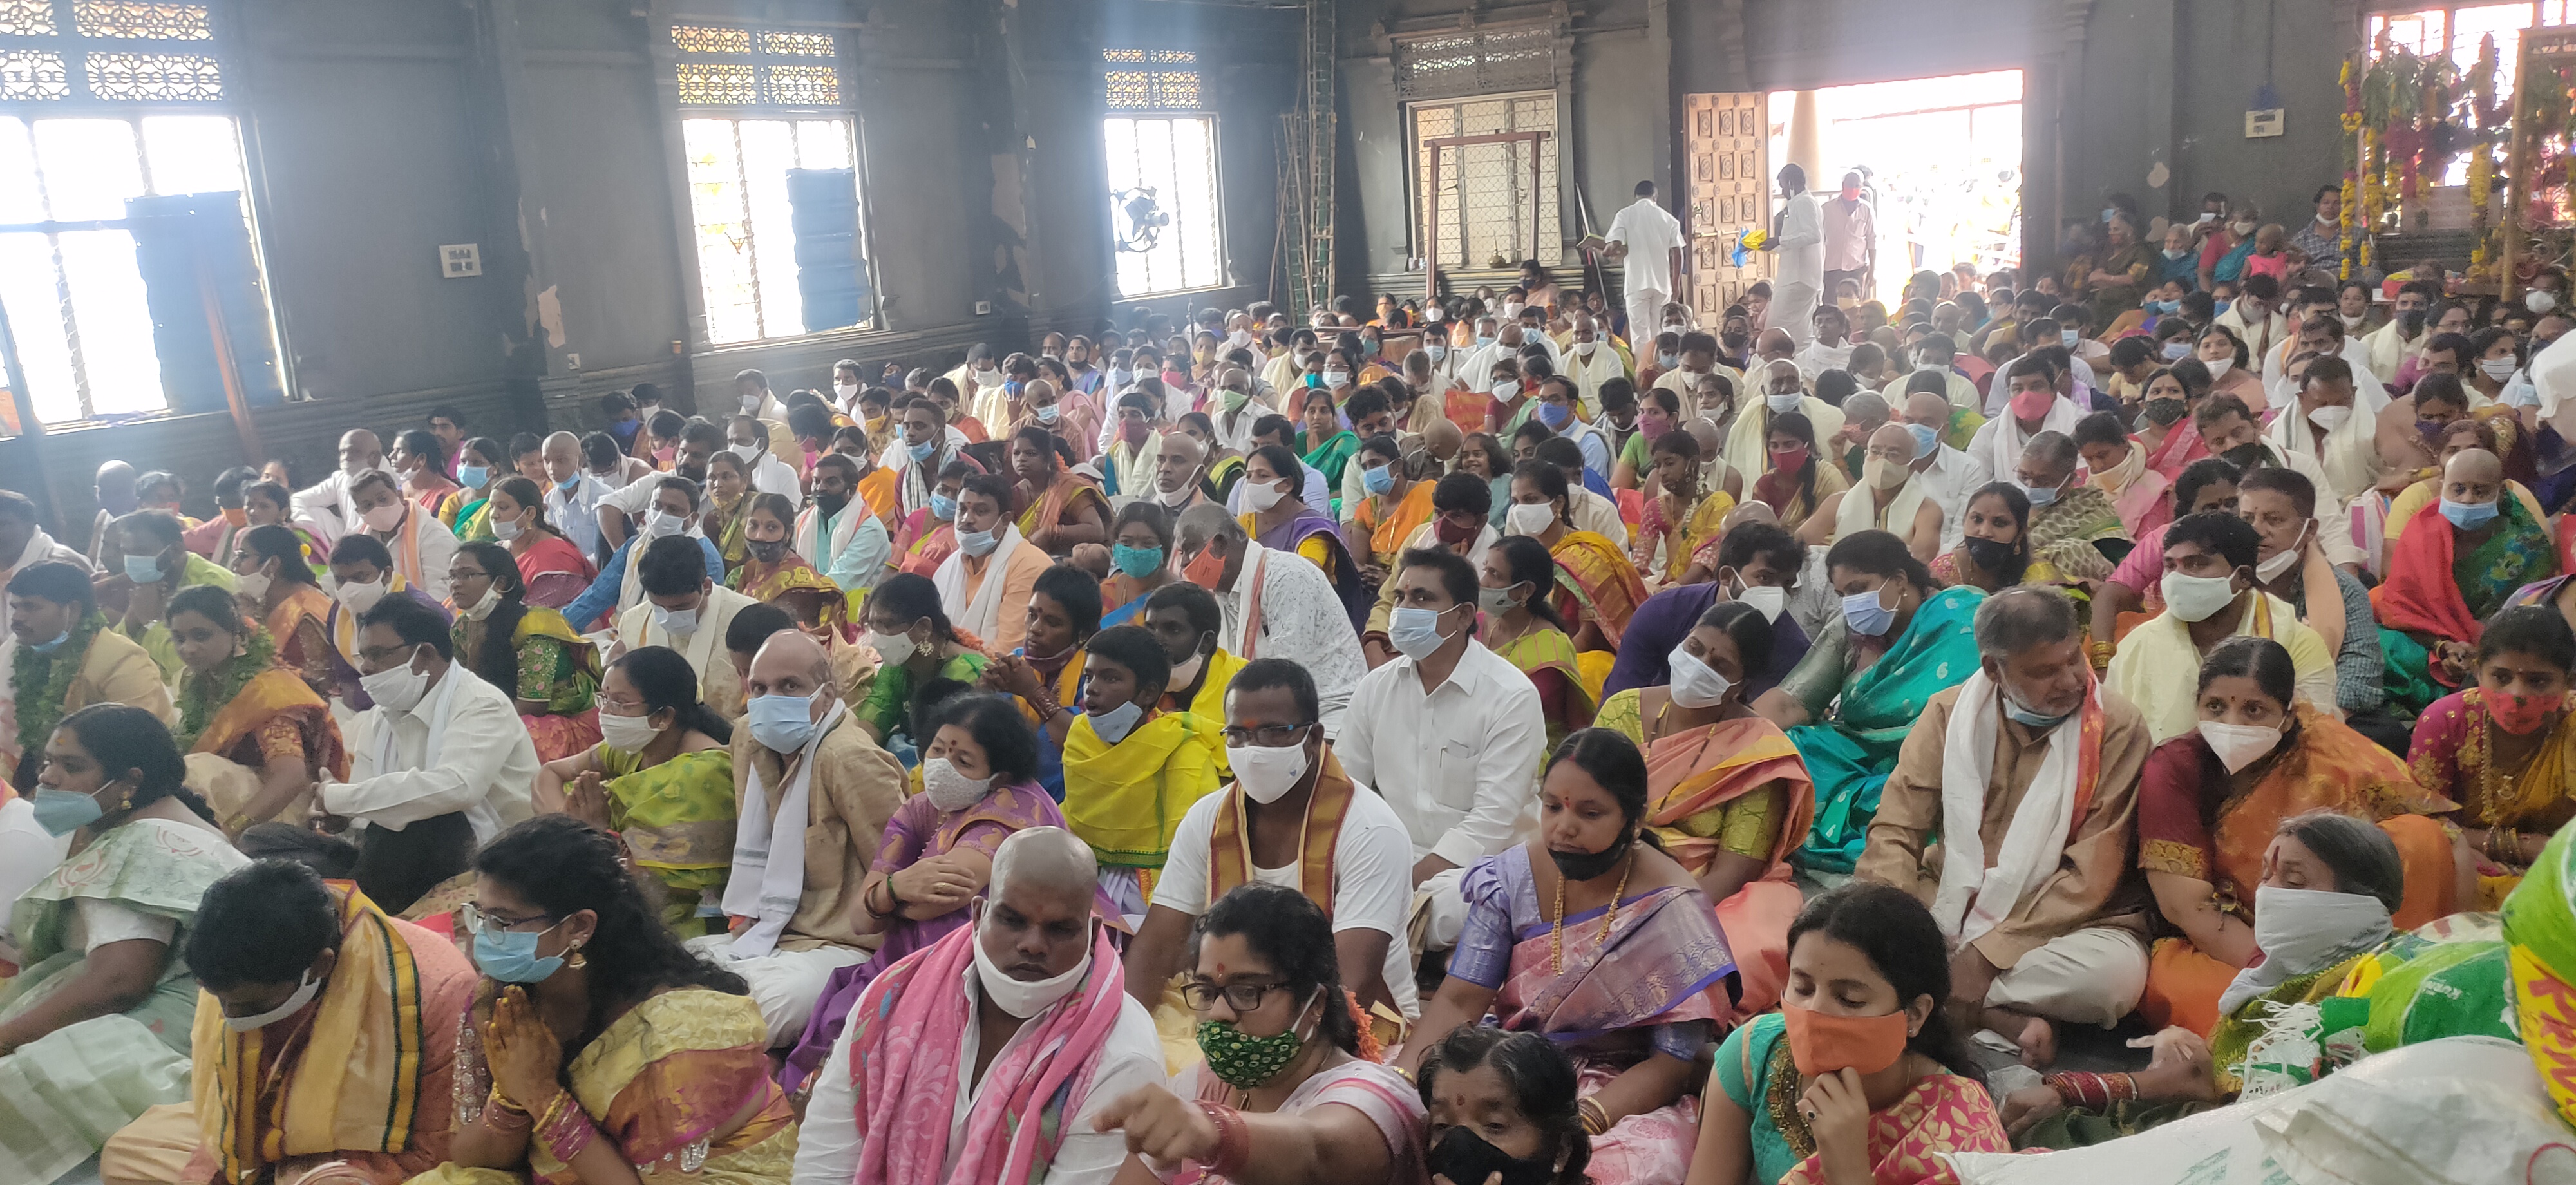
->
<box><xmin>1768</xmin><ymin>445</ymin><xmax>1808</xmax><ymax>472</ymax></box>
<box><xmin>1182</xmin><ymin>544</ymin><xmax>1227</xmax><ymax>589</ymax></box>
<box><xmin>1433</xmin><ymin>515</ymin><xmax>1480</xmax><ymax>547</ymax></box>
<box><xmin>1781</xmin><ymin>1001</ymin><xmax>1911</xmax><ymax>1076</ymax></box>
<box><xmin>2009</xmin><ymin>387</ymin><xmax>2056</xmax><ymax>421</ymax></box>
<box><xmin>1841</xmin><ymin>185</ymin><xmax>1861</xmax><ymax>201</ymax></box>
<box><xmin>2488</xmin><ymin>689</ymin><xmax>2566</xmax><ymax>735</ymax></box>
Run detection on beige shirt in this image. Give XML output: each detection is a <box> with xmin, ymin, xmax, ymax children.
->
<box><xmin>1855</xmin><ymin>683</ymin><xmax>2154</xmax><ymax>968</ymax></box>
<box><xmin>731</xmin><ymin>711</ymin><xmax>906</xmax><ymax>952</ymax></box>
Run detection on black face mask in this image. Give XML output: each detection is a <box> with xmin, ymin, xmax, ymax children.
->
<box><xmin>2221</xmin><ymin>442</ymin><xmax>2271</xmax><ymax>471</ymax></box>
<box><xmin>1549</xmin><ymin>827</ymin><xmax>1634</xmax><ymax>882</ymax></box>
<box><xmin>1721</xmin><ymin>330</ymin><xmax>1750</xmax><ymax>348</ymax></box>
<box><xmin>814</xmin><ymin>491</ymin><xmax>851</xmax><ymax>519</ymax></box>
<box><xmin>747</xmin><ymin>538</ymin><xmax>788</xmax><ymax>564</ymax></box>
<box><xmin>2400</xmin><ymin>308</ymin><xmax>2428</xmax><ymax>334</ymax></box>
<box><xmin>2141</xmin><ymin>397</ymin><xmax>2188</xmax><ymax>428</ymax></box>
<box><xmin>1964</xmin><ymin>535</ymin><xmax>2020</xmax><ymax>574</ymax></box>
<box><xmin>1426</xmin><ymin>1126</ymin><xmax>1557</xmax><ymax>1185</ymax></box>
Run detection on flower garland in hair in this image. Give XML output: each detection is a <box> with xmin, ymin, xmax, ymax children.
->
<box><xmin>11</xmin><ymin>611</ymin><xmax>107</xmax><ymax>757</ymax></box>
<box><xmin>176</xmin><ymin>627</ymin><xmax>277</xmax><ymax>750</ymax></box>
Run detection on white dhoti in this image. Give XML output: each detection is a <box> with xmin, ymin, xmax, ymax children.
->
<box><xmin>1774</xmin><ymin>281</ymin><xmax>1821</xmax><ymax>349</ymax></box>
<box><xmin>1625</xmin><ymin>287</ymin><xmax>1671</xmax><ymax>348</ymax></box>
<box><xmin>1982</xmin><ymin>925</ymin><xmax>2151</xmax><ymax>1029</ymax></box>
<box><xmin>683</xmin><ymin>933</ymin><xmax>867</xmax><ymax>1045</ymax></box>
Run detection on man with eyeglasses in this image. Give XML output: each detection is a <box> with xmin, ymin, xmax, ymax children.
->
<box><xmin>1123</xmin><ymin>658</ymin><xmax>1417</xmax><ymax>1022</ymax></box>
<box><xmin>317</xmin><ymin>592</ymin><xmax>538</xmax><ymax>904</ymax></box>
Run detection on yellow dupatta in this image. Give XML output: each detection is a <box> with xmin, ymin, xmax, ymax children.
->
<box><xmin>1640</xmin><ymin>706</ymin><xmax>1815</xmax><ymax>874</ymax></box>
<box><xmin>1355</xmin><ymin>479</ymin><xmax>1437</xmax><ymax>567</ymax></box>
<box><xmin>1059</xmin><ymin>708</ymin><xmax>1227</xmax><ymax>868</ymax></box>
<box><xmin>194</xmin><ymin>884</ymin><xmax>429</xmax><ymax>1183</ymax></box>
<box><xmin>513</xmin><ymin>605</ymin><xmax>603</xmax><ymax>684</ymax></box>
<box><xmin>1548</xmin><ymin>529</ymin><xmax>1649</xmax><ymax>644</ymax></box>
<box><xmin>1662</xmin><ymin>489</ymin><xmax>1738</xmax><ymax>583</ymax></box>
<box><xmin>739</xmin><ymin>561</ymin><xmax>851</xmax><ymax>629</ymax></box>
<box><xmin>191</xmin><ymin>667</ymin><xmax>346</xmax><ymax>773</ymax></box>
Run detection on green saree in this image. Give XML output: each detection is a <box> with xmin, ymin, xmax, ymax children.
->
<box><xmin>1784</xmin><ymin>584</ymin><xmax>1985</xmax><ymax>873</ymax></box>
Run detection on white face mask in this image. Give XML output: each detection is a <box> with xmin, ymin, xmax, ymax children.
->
<box><xmin>2253</xmin><ymin>522</ymin><xmax>2309</xmax><ymax>583</ymax></box>
<box><xmin>971</xmin><ymin>910</ymin><xmax>1092</xmax><ymax>1019</ymax></box>
<box><xmin>457</xmin><ymin>585</ymin><xmax>498</xmax><ymax>621</ymax></box>
<box><xmin>1506</xmin><ymin>502</ymin><xmax>1557</xmax><ymax>535</ymax></box>
<box><xmin>741</xmin><ymin>393</ymin><xmax>763</xmax><ymax>413</ymax></box>
<box><xmin>2161</xmin><ymin>571</ymin><xmax>2240</xmax><ymax>623</ymax></box>
<box><xmin>1766</xmin><ymin>392</ymin><xmax>1803</xmax><ymax>413</ymax></box>
<box><xmin>1667</xmin><ymin>645</ymin><xmax>1734</xmax><ymax>709</ymax></box>
<box><xmin>492</xmin><ymin>514</ymin><xmax>524</xmax><ymax>542</ymax></box>
<box><xmin>922</xmin><ymin>756</ymin><xmax>996</xmax><ymax>812</ymax></box>
<box><xmin>596</xmin><ymin>706</ymin><xmax>663</xmax><ymax>754</ymax></box>
<box><xmin>361</xmin><ymin>649</ymin><xmax>430</xmax><ymax>714</ymax></box>
<box><xmin>651</xmin><ymin>602</ymin><xmax>700</xmax><ymax>636</ymax></box>
<box><xmin>1490</xmin><ymin>380</ymin><xmax>1519</xmax><ymax>401</ymax></box>
<box><xmin>1734</xmin><ymin>583</ymin><xmax>1787</xmax><ymax>623</ymax></box>
<box><xmin>1243</xmin><ymin>480</ymin><xmax>1288</xmax><ymax>513</ymax></box>
<box><xmin>646</xmin><ymin>510</ymin><xmax>688</xmax><ymax>538</ymax></box>
<box><xmin>2196</xmin><ymin>719</ymin><xmax>2284</xmax><ymax>773</ymax></box>
<box><xmin>2205</xmin><ymin>357</ymin><xmax>2234</xmax><ymax>379</ymax></box>
<box><xmin>2481</xmin><ymin>357</ymin><xmax>2519</xmax><ymax>381</ymax></box>
<box><xmin>2307</xmin><ymin>404</ymin><xmax>2354</xmax><ymax>433</ymax></box>
<box><xmin>361</xmin><ymin>502</ymin><xmax>405</xmax><ymax>533</ymax></box>
<box><xmin>224</xmin><ymin>971</ymin><xmax>322</xmax><ymax>1032</ymax></box>
<box><xmin>834</xmin><ymin>381</ymin><xmax>859</xmax><ymax>400</ymax></box>
<box><xmin>867</xmin><ymin>630</ymin><xmax>918</xmax><ymax>666</ymax></box>
<box><xmin>1231</xmin><ymin>735</ymin><xmax>1312</xmax><ymax>804</ymax></box>
<box><xmin>234</xmin><ymin>570</ymin><xmax>272</xmax><ymax>602</ymax></box>
<box><xmin>729</xmin><ymin>442</ymin><xmax>763</xmax><ymax>464</ymax></box>
<box><xmin>335</xmin><ymin>578</ymin><xmax>387</xmax><ymax>614</ymax></box>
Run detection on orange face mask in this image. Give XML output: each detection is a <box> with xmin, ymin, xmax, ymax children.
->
<box><xmin>1781</xmin><ymin>1001</ymin><xmax>1911</xmax><ymax>1076</ymax></box>
<box><xmin>1182</xmin><ymin>544</ymin><xmax>1226</xmax><ymax>589</ymax></box>
<box><xmin>222</xmin><ymin>507</ymin><xmax>249</xmax><ymax>527</ymax></box>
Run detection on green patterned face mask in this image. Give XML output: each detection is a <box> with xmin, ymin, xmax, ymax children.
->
<box><xmin>1195</xmin><ymin>989</ymin><xmax>1318</xmax><ymax>1090</ymax></box>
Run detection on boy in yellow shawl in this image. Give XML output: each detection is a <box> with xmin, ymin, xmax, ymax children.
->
<box><xmin>100</xmin><ymin>860</ymin><xmax>477</xmax><ymax>1185</ymax></box>
<box><xmin>1056</xmin><ymin>625</ymin><xmax>1226</xmax><ymax>922</ymax></box>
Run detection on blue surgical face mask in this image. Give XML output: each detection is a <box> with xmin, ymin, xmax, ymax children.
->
<box><xmin>746</xmin><ymin>690</ymin><xmax>823</xmax><ymax>753</ymax></box>
<box><xmin>1659</xmin><ymin>352</ymin><xmax>1680</xmax><ymax>368</ymax></box>
<box><xmin>2147</xmin><ymin>300</ymin><xmax>2180</xmax><ymax>316</ymax></box>
<box><xmin>1107</xmin><ymin>368</ymin><xmax>1133</xmax><ymax>389</ymax></box>
<box><xmin>122</xmin><ymin>553</ymin><xmax>162</xmax><ymax>583</ymax></box>
<box><xmin>1035</xmin><ymin>403</ymin><xmax>1061</xmax><ymax>424</ymax></box>
<box><xmin>1536</xmin><ymin>401</ymin><xmax>1571</xmax><ymax>428</ymax></box>
<box><xmin>1362</xmin><ymin>463</ymin><xmax>1396</xmax><ymax>495</ymax></box>
<box><xmin>2161</xmin><ymin>341</ymin><xmax>2190</xmax><ymax>361</ymax></box>
<box><xmin>457</xmin><ymin>464</ymin><xmax>489</xmax><ymax>488</ymax></box>
<box><xmin>2020</xmin><ymin>478</ymin><xmax>2063</xmax><ymax>507</ymax></box>
<box><xmin>1906</xmin><ymin>422</ymin><xmax>1940</xmax><ymax>459</ymax></box>
<box><xmin>2211</xmin><ymin>299</ymin><xmax>2232</xmax><ymax>316</ymax></box>
<box><xmin>471</xmin><ymin>919</ymin><xmax>567</xmax><ymax>984</ymax></box>
<box><xmin>1088</xmin><ymin>699</ymin><xmax>1145</xmax><ymax>744</ymax></box>
<box><xmin>28</xmin><ymin>629</ymin><xmax>71</xmax><ymax>655</ymax></box>
<box><xmin>929</xmin><ymin>493</ymin><xmax>959</xmax><ymax>521</ymax></box>
<box><xmin>31</xmin><ymin>786</ymin><xmax>106</xmax><ymax>837</ymax></box>
<box><xmin>2441</xmin><ymin>497</ymin><xmax>2500</xmax><ymax>531</ymax></box>
<box><xmin>909</xmin><ymin>439</ymin><xmax>937</xmax><ymax>462</ymax></box>
<box><xmin>957</xmin><ymin>527</ymin><xmax>999</xmax><ymax>556</ymax></box>
<box><xmin>1477</xmin><ymin>336</ymin><xmax>1497</xmax><ymax>348</ymax></box>
<box><xmin>2060</xmin><ymin>329</ymin><xmax>2081</xmax><ymax>348</ymax></box>
<box><xmin>1388</xmin><ymin>605</ymin><xmax>1457</xmax><ymax>660</ymax></box>
<box><xmin>1842</xmin><ymin>584</ymin><xmax>1898</xmax><ymax>637</ymax></box>
<box><xmin>2002</xmin><ymin>683</ymin><xmax>2073</xmax><ymax>730</ymax></box>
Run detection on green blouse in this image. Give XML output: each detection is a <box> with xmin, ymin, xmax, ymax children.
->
<box><xmin>858</xmin><ymin>649</ymin><xmax>991</xmax><ymax>741</ymax></box>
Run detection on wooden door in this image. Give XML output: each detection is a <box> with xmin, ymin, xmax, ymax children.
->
<box><xmin>1683</xmin><ymin>93</ymin><xmax>1770</xmax><ymax>318</ymax></box>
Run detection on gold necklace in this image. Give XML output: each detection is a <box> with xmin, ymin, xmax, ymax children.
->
<box><xmin>1550</xmin><ymin>849</ymin><xmax>1633</xmax><ymax>976</ymax></box>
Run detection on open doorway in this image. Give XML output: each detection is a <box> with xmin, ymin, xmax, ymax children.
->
<box><xmin>1767</xmin><ymin>70</ymin><xmax>2024</xmax><ymax>306</ymax></box>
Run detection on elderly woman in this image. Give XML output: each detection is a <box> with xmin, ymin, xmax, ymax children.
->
<box><xmin>1930</xmin><ymin>483</ymin><xmax>2069</xmax><ymax>592</ymax></box>
<box><xmin>164</xmin><ymin>584</ymin><xmax>346</xmax><ymax>834</ymax></box>
<box><xmin>780</xmin><ymin>692</ymin><xmax>1081</xmax><ymax>1092</ymax></box>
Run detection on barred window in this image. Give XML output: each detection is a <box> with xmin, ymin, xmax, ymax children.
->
<box><xmin>1103</xmin><ymin>48</ymin><xmax>1224</xmax><ymax>296</ymax></box>
<box><xmin>1</xmin><ymin>1</ymin><xmax>279</xmax><ymax>428</ymax></box>
<box><xmin>671</xmin><ymin>22</ymin><xmax>871</xmax><ymax>343</ymax></box>
<box><xmin>1394</xmin><ymin>26</ymin><xmax>1556</xmax><ymax>100</ymax></box>
<box><xmin>1412</xmin><ymin>91</ymin><xmax>1560</xmax><ymax>270</ymax></box>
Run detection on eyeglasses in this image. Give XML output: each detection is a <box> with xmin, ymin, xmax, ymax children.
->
<box><xmin>1181</xmin><ymin>980</ymin><xmax>1293</xmax><ymax>1012</ymax></box>
<box><xmin>455</xmin><ymin>902</ymin><xmax>553</xmax><ymax>936</ymax></box>
<box><xmin>1221</xmin><ymin>722</ymin><xmax>1314</xmax><ymax>748</ymax></box>
<box><xmin>355</xmin><ymin>644</ymin><xmax>421</xmax><ymax>666</ymax></box>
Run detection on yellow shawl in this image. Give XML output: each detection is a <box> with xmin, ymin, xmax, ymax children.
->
<box><xmin>1059</xmin><ymin>708</ymin><xmax>1227</xmax><ymax>868</ymax></box>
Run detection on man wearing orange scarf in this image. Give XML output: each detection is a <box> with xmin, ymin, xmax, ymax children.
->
<box><xmin>100</xmin><ymin>860</ymin><xmax>475</xmax><ymax>1185</ymax></box>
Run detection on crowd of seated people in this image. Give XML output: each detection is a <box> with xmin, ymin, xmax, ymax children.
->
<box><xmin>6</xmin><ymin>220</ymin><xmax>2576</xmax><ymax>1185</ymax></box>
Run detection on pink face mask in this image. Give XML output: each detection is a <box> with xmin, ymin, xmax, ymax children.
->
<box><xmin>2009</xmin><ymin>388</ymin><xmax>2056</xmax><ymax>421</ymax></box>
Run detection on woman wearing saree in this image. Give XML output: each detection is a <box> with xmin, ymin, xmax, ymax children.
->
<box><xmin>1296</xmin><ymin>386</ymin><xmax>1361</xmax><ymax>496</ymax></box>
<box><xmin>1343</xmin><ymin>434</ymin><xmax>1437</xmax><ymax>585</ymax></box>
<box><xmin>0</xmin><ymin>705</ymin><xmax>248</xmax><ymax>1184</ymax></box>
<box><xmin>486</xmin><ymin>477</ymin><xmax>596</xmax><ymax>610</ymax></box>
<box><xmin>2405</xmin><ymin>605</ymin><xmax>2576</xmax><ymax>910</ymax></box>
<box><xmin>1690</xmin><ymin>884</ymin><xmax>2011</xmax><ymax>1185</ymax></box>
<box><xmin>450</xmin><ymin>541</ymin><xmax>601</xmax><ymax>763</ymax></box>
<box><xmin>164</xmin><ymin>585</ymin><xmax>347</xmax><ymax>835</ymax></box>
<box><xmin>727</xmin><ymin>494</ymin><xmax>822</xmax><ymax>603</ymax></box>
<box><xmin>893</xmin><ymin>460</ymin><xmax>972</xmax><ymax>578</ymax></box>
<box><xmin>780</xmin><ymin>692</ymin><xmax>1076</xmax><ymax>1094</ymax></box>
<box><xmin>1242</xmin><ymin>444</ymin><xmax>1367</xmax><ymax>625</ymax></box>
<box><xmin>1100</xmin><ymin>502</ymin><xmax>1177</xmax><ymax>630</ymax></box>
<box><xmin>1757</xmin><ymin>531</ymin><xmax>1982</xmax><ymax>875</ymax></box>
<box><xmin>2373</xmin><ymin>447</ymin><xmax>2560</xmax><ymax>714</ymax></box>
<box><xmin>538</xmin><ymin>646</ymin><xmax>734</xmax><ymax>934</ymax></box>
<box><xmin>393</xmin><ymin>429</ymin><xmax>461</xmax><ymax>519</ymax></box>
<box><xmin>1010</xmin><ymin>424</ymin><xmax>1110</xmax><ymax>556</ymax></box>
<box><xmin>2078</xmin><ymin>214</ymin><xmax>2154</xmax><ymax>334</ymax></box>
<box><xmin>1750</xmin><ymin>413</ymin><xmax>1850</xmax><ymax>535</ymax></box>
<box><xmin>2134</xmin><ymin>638</ymin><xmax>2459</xmax><ymax>1038</ymax></box>
<box><xmin>1401</xmin><ymin>730</ymin><xmax>1732</xmax><ymax>1185</ymax></box>
<box><xmin>1597</xmin><ymin>601</ymin><xmax>1812</xmax><ymax>1022</ymax></box>
<box><xmin>700</xmin><ymin>451</ymin><xmax>755</xmax><ymax>573</ymax></box>
<box><xmin>1634</xmin><ymin>430</ymin><xmax>1736</xmax><ymax>585</ymax></box>
<box><xmin>412</xmin><ymin>815</ymin><xmax>795</xmax><ymax>1185</ymax></box>
<box><xmin>437</xmin><ymin>437</ymin><xmax>507</xmax><ymax>544</ymax></box>
<box><xmin>1929</xmin><ymin>484</ymin><xmax>2068</xmax><ymax>593</ymax></box>
<box><xmin>1509</xmin><ymin>460</ymin><xmax>1650</xmax><ymax>658</ymax></box>
<box><xmin>1025</xmin><ymin>365</ymin><xmax>1103</xmax><ymax>465</ymax></box>
<box><xmin>855</xmin><ymin>573</ymin><xmax>991</xmax><ymax>746</ymax></box>
<box><xmin>1484</xmin><ymin>536</ymin><xmax>1598</xmax><ymax>748</ymax></box>
<box><xmin>230</xmin><ymin>524</ymin><xmax>337</xmax><ymax>696</ymax></box>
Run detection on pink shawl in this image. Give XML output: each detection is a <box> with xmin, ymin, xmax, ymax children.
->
<box><xmin>846</xmin><ymin>922</ymin><xmax>1127</xmax><ymax>1184</ymax></box>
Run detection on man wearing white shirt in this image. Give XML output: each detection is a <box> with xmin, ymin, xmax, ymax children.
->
<box><xmin>1360</xmin><ymin>473</ymin><xmax>1497</xmax><ymax>667</ymax></box>
<box><xmin>325</xmin><ymin>594</ymin><xmax>537</xmax><ymax>851</ymax></box>
<box><xmin>1146</xmin><ymin>431</ymin><xmax>1218</xmax><ymax>515</ymax></box>
<box><xmin>1982</xmin><ymin>322</ymin><xmax>2100</xmax><ymax>416</ymax></box>
<box><xmin>2193</xmin><ymin>393</ymin><xmax>2368</xmax><ymax>571</ymax></box>
<box><xmin>540</xmin><ymin>431</ymin><xmax>614</xmax><ymax>561</ymax></box>
<box><xmin>793</xmin><ymin>827</ymin><xmax>1161</xmax><ymax>1185</ymax></box>
<box><xmin>0</xmin><ymin>491</ymin><xmax>90</xmax><ymax>640</ymax></box>
<box><xmin>1127</xmin><ymin>659</ymin><xmax>1418</xmax><ymax>1020</ymax></box>
<box><xmin>1793</xmin><ymin>303</ymin><xmax>1857</xmax><ymax>382</ymax></box>
<box><xmin>1969</xmin><ymin>359</ymin><xmax>2087</xmax><ymax>486</ymax></box>
<box><xmin>1207</xmin><ymin>365</ymin><xmax>1271</xmax><ymax>454</ymax></box>
<box><xmin>616</xmin><ymin>535</ymin><xmax>761</xmax><ymax>718</ymax></box>
<box><xmin>1592</xmin><ymin>180</ymin><xmax>1686</xmax><ymax>353</ymax></box>
<box><xmin>289</xmin><ymin>429</ymin><xmax>386</xmax><ymax>544</ymax></box>
<box><xmin>2363</xmin><ymin>281</ymin><xmax>2437</xmax><ymax>384</ymax></box>
<box><xmin>1535</xmin><ymin>437</ymin><xmax>1627</xmax><ymax>546</ymax></box>
<box><xmin>726</xmin><ymin>414</ymin><xmax>804</xmax><ymax>498</ymax></box>
<box><xmin>796</xmin><ymin>454</ymin><xmax>893</xmax><ymax>596</ymax></box>
<box><xmin>345</xmin><ymin>469</ymin><xmax>459</xmax><ymax>604</ymax></box>
<box><xmin>1563</xmin><ymin>314</ymin><xmax>1628</xmax><ymax>415</ymax></box>
<box><xmin>884</xmin><ymin>396</ymin><xmax>974</xmax><ymax>515</ymax></box>
<box><xmin>1340</xmin><ymin>547</ymin><xmax>1546</xmax><ymax>953</ymax></box>
<box><xmin>1884</xmin><ymin>333</ymin><xmax>1984</xmax><ymax>412</ymax></box>
<box><xmin>1901</xmin><ymin>388</ymin><xmax>1994</xmax><ymax>552</ymax></box>
<box><xmin>1173</xmin><ymin>506</ymin><xmax>1362</xmax><ymax>738</ymax></box>
<box><xmin>1765</xmin><ymin>164</ymin><xmax>1824</xmax><ymax>349</ymax></box>
<box><xmin>598</xmin><ymin>419</ymin><xmax>721</xmax><ymax>550</ymax></box>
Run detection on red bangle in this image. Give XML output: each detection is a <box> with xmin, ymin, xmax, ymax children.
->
<box><xmin>1197</xmin><ymin>1101</ymin><xmax>1251</xmax><ymax>1177</ymax></box>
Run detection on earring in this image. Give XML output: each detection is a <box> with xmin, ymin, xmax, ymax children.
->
<box><xmin>565</xmin><ymin>942</ymin><xmax>587</xmax><ymax>970</ymax></box>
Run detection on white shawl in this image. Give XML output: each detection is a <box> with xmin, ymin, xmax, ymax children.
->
<box><xmin>1832</xmin><ymin>473</ymin><xmax>1928</xmax><ymax>548</ymax></box>
<box><xmin>934</xmin><ymin>522</ymin><xmax>1026</xmax><ymax>642</ymax></box>
<box><xmin>2264</xmin><ymin>399</ymin><xmax>2382</xmax><ymax>505</ymax></box>
<box><xmin>1931</xmin><ymin>670</ymin><xmax>2092</xmax><ymax>949</ymax></box>
<box><xmin>723</xmin><ymin>699</ymin><xmax>847</xmax><ymax>957</ymax></box>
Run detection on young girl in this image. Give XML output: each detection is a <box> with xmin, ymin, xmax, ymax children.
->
<box><xmin>1418</xmin><ymin>1027</ymin><xmax>1593</xmax><ymax>1185</ymax></box>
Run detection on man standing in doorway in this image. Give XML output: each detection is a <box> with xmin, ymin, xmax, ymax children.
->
<box><xmin>1821</xmin><ymin>170</ymin><xmax>1876</xmax><ymax>303</ymax></box>
<box><xmin>1587</xmin><ymin>180</ymin><xmax>1685</xmax><ymax>352</ymax></box>
<box><xmin>1766</xmin><ymin>163</ymin><xmax>1824</xmax><ymax>349</ymax></box>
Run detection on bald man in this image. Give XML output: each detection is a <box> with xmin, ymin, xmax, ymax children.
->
<box><xmin>1564</xmin><ymin>312</ymin><xmax>1629</xmax><ymax>413</ymax></box>
<box><xmin>795</xmin><ymin>826</ymin><xmax>1160</xmax><ymax>1185</ymax></box>
<box><xmin>688</xmin><ymin>629</ymin><xmax>905</xmax><ymax>1045</ymax></box>
<box><xmin>540</xmin><ymin>430</ymin><xmax>614</xmax><ymax>559</ymax></box>
<box><xmin>1721</xmin><ymin>359</ymin><xmax>1846</xmax><ymax>484</ymax></box>
<box><xmin>1904</xmin><ymin>388</ymin><xmax>1994</xmax><ymax>553</ymax></box>
<box><xmin>1803</xmin><ymin>422</ymin><xmax>1944</xmax><ymax>557</ymax></box>
<box><xmin>88</xmin><ymin>459</ymin><xmax>138</xmax><ymax>564</ymax></box>
<box><xmin>289</xmin><ymin>429</ymin><xmax>386</xmax><ymax>544</ymax></box>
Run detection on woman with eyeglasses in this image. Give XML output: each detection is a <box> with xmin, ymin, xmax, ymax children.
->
<box><xmin>1097</xmin><ymin>881</ymin><xmax>1428</xmax><ymax>1185</ymax></box>
<box><xmin>419</xmin><ymin>815</ymin><xmax>796</xmax><ymax>1185</ymax></box>
<box><xmin>448</xmin><ymin>541</ymin><xmax>601</xmax><ymax>763</ymax></box>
